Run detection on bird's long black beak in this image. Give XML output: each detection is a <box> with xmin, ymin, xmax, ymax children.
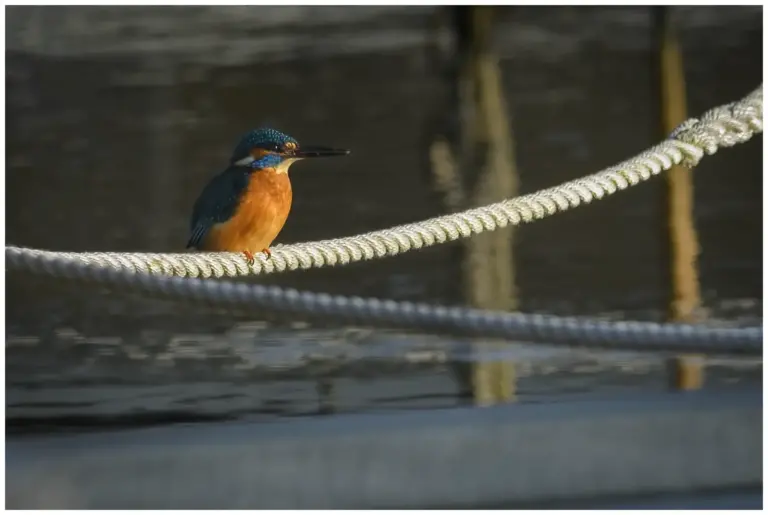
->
<box><xmin>292</xmin><ymin>146</ymin><xmax>351</xmax><ymax>158</ymax></box>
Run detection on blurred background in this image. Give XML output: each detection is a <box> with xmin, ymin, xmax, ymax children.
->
<box><xmin>5</xmin><ymin>3</ymin><xmax>762</xmax><ymax>455</ymax></box>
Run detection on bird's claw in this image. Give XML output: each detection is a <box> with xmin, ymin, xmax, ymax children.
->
<box><xmin>241</xmin><ymin>249</ymin><xmax>271</xmax><ymax>266</ymax></box>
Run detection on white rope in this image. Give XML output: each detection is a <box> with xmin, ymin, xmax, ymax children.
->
<box><xmin>5</xmin><ymin>86</ymin><xmax>763</xmax><ymax>355</ymax></box>
<box><xmin>10</xmin><ymin>255</ymin><xmax>763</xmax><ymax>355</ymax></box>
<box><xmin>6</xmin><ymin>86</ymin><xmax>762</xmax><ymax>279</ymax></box>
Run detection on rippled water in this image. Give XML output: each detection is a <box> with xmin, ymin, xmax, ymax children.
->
<box><xmin>5</xmin><ymin>6</ymin><xmax>763</xmax><ymax>427</ymax></box>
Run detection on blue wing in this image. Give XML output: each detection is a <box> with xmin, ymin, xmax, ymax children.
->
<box><xmin>186</xmin><ymin>167</ymin><xmax>250</xmax><ymax>249</ymax></box>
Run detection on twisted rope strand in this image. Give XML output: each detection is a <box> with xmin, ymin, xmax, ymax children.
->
<box><xmin>16</xmin><ymin>255</ymin><xmax>764</xmax><ymax>355</ymax></box>
<box><xmin>6</xmin><ymin>86</ymin><xmax>762</xmax><ymax>279</ymax></box>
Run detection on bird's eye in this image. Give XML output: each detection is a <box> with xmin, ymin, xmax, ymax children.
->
<box><xmin>272</xmin><ymin>144</ymin><xmax>281</xmax><ymax>152</ymax></box>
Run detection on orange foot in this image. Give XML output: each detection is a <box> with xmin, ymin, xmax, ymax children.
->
<box><xmin>242</xmin><ymin>250</ymin><xmax>255</xmax><ymax>266</ymax></box>
<box><xmin>261</xmin><ymin>248</ymin><xmax>271</xmax><ymax>259</ymax></box>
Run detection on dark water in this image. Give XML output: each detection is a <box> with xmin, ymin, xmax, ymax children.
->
<box><xmin>5</xmin><ymin>6</ymin><xmax>763</xmax><ymax>425</ymax></box>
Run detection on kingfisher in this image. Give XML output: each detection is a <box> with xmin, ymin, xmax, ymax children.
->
<box><xmin>186</xmin><ymin>128</ymin><xmax>350</xmax><ymax>264</ymax></box>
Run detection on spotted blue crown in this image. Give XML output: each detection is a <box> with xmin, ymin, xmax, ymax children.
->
<box><xmin>229</xmin><ymin>128</ymin><xmax>298</xmax><ymax>167</ymax></box>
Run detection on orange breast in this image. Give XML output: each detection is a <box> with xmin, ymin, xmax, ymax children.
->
<box><xmin>203</xmin><ymin>169</ymin><xmax>293</xmax><ymax>253</ymax></box>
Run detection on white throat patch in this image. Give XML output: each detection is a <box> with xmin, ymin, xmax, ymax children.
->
<box><xmin>274</xmin><ymin>157</ymin><xmax>302</xmax><ymax>175</ymax></box>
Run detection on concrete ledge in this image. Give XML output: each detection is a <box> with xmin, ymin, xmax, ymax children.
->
<box><xmin>6</xmin><ymin>389</ymin><xmax>762</xmax><ymax>509</ymax></box>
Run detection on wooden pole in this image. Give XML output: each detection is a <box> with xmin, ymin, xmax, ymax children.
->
<box><xmin>430</xmin><ymin>6</ymin><xmax>519</xmax><ymax>405</ymax></box>
<box><xmin>655</xmin><ymin>7</ymin><xmax>705</xmax><ymax>390</ymax></box>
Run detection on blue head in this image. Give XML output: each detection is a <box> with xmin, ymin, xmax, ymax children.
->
<box><xmin>230</xmin><ymin>127</ymin><xmax>350</xmax><ymax>172</ymax></box>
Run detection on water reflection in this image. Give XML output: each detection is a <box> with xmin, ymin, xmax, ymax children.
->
<box><xmin>5</xmin><ymin>6</ymin><xmax>763</xmax><ymax>423</ymax></box>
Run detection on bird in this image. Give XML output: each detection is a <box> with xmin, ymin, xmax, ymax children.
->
<box><xmin>186</xmin><ymin>127</ymin><xmax>350</xmax><ymax>264</ymax></box>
